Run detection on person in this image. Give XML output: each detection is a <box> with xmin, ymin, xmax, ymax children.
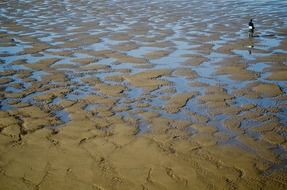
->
<box><xmin>248</xmin><ymin>19</ymin><xmax>255</xmax><ymax>37</ymax></box>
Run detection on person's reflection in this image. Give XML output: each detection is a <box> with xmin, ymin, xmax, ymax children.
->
<box><xmin>248</xmin><ymin>38</ymin><xmax>254</xmax><ymax>55</ymax></box>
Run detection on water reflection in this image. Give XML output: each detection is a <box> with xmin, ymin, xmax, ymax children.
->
<box><xmin>248</xmin><ymin>38</ymin><xmax>254</xmax><ymax>55</ymax></box>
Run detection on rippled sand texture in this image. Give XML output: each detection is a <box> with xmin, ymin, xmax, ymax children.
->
<box><xmin>1</xmin><ymin>0</ymin><xmax>287</xmax><ymax>189</ymax></box>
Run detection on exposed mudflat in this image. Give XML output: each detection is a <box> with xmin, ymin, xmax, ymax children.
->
<box><xmin>0</xmin><ymin>0</ymin><xmax>287</xmax><ymax>189</ymax></box>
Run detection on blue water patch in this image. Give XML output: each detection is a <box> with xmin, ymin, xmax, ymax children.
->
<box><xmin>55</xmin><ymin>110</ymin><xmax>70</xmax><ymax>123</ymax></box>
<box><xmin>247</xmin><ymin>62</ymin><xmax>269</xmax><ymax>72</ymax></box>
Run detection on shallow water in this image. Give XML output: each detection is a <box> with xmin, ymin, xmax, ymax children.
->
<box><xmin>1</xmin><ymin>0</ymin><xmax>287</xmax><ymax>189</ymax></box>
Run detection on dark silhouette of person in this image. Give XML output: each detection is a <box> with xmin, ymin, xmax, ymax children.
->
<box><xmin>248</xmin><ymin>19</ymin><xmax>255</xmax><ymax>37</ymax></box>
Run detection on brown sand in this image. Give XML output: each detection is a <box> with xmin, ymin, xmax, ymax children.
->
<box><xmin>1</xmin><ymin>0</ymin><xmax>287</xmax><ymax>189</ymax></box>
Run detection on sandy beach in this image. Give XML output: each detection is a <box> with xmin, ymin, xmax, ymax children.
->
<box><xmin>0</xmin><ymin>0</ymin><xmax>287</xmax><ymax>189</ymax></box>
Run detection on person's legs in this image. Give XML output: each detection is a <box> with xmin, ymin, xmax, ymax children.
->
<box><xmin>249</xmin><ymin>29</ymin><xmax>254</xmax><ymax>37</ymax></box>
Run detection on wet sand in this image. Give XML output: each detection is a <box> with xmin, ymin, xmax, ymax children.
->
<box><xmin>1</xmin><ymin>0</ymin><xmax>287</xmax><ymax>189</ymax></box>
